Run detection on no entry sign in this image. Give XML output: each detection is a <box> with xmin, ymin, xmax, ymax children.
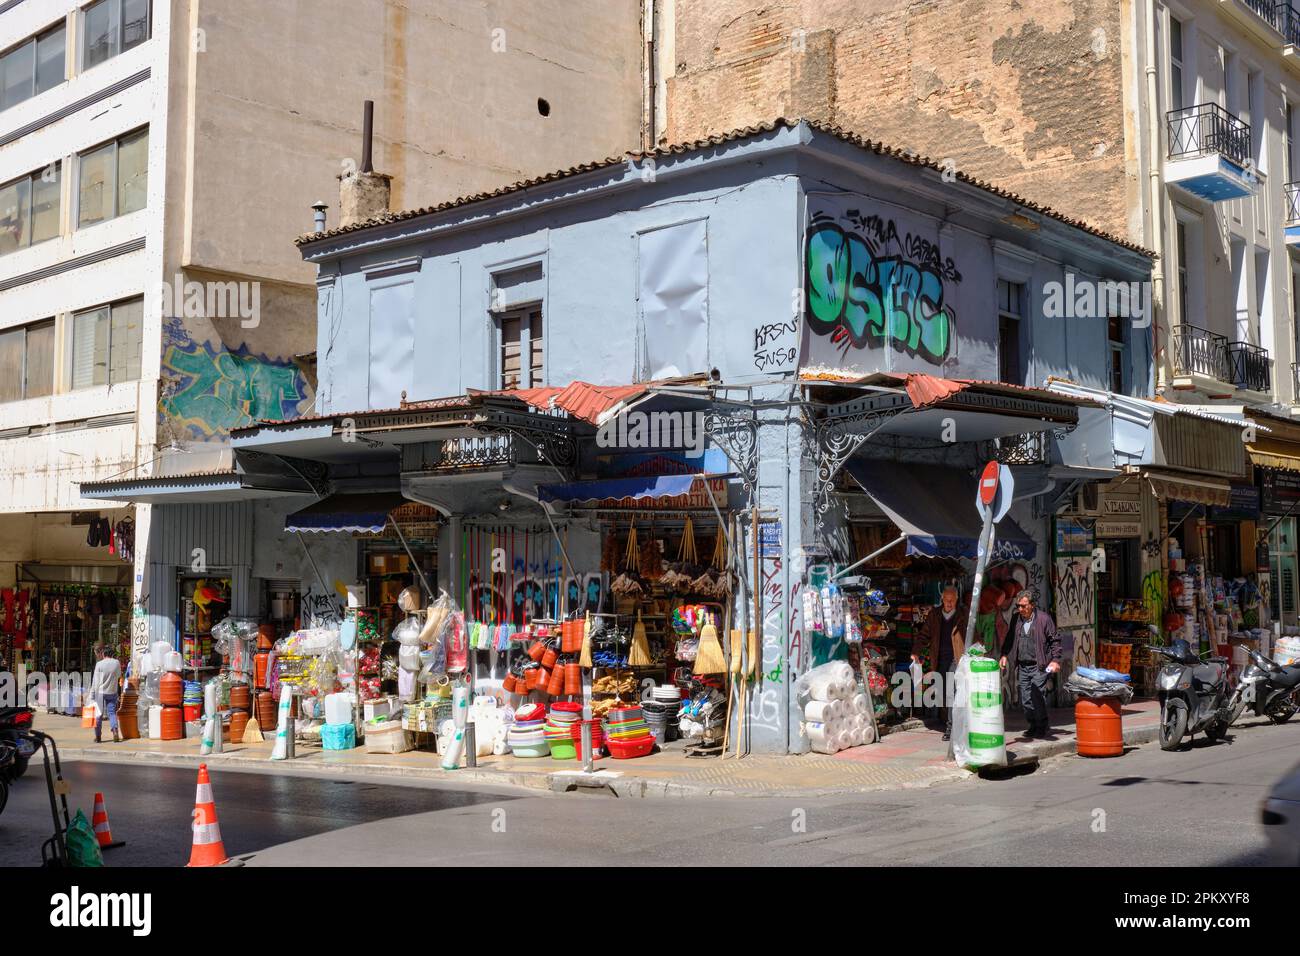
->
<box><xmin>978</xmin><ymin>461</ymin><xmax>1000</xmax><ymax>508</ymax></box>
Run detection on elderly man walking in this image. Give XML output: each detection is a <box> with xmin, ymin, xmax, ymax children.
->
<box><xmin>912</xmin><ymin>585</ymin><xmax>968</xmax><ymax>740</ymax></box>
<box><xmin>999</xmin><ymin>589</ymin><xmax>1062</xmax><ymax>739</ymax></box>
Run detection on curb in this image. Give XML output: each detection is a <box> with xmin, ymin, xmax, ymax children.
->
<box><xmin>54</xmin><ymin>745</ymin><xmax>965</xmax><ymax>800</ymax></box>
<box><xmin>50</xmin><ymin>723</ymin><xmax>1163</xmax><ymax>798</ymax></box>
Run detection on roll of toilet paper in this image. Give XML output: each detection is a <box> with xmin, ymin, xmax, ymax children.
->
<box><xmin>836</xmin><ymin>730</ymin><xmax>855</xmax><ymax>751</ymax></box>
<box><xmin>806</xmin><ymin>721</ymin><xmax>834</xmax><ymax>746</ymax></box>
<box><xmin>807</xmin><ymin>675</ymin><xmax>837</xmax><ymax>701</ymax></box>
<box><xmin>851</xmin><ymin>693</ymin><xmax>870</xmax><ymax>715</ymax></box>
<box><xmin>805</xmin><ymin>700</ymin><xmax>837</xmax><ymax>722</ymax></box>
<box><xmin>862</xmin><ymin>722</ymin><xmax>876</xmax><ymax>745</ymax></box>
<box><xmin>811</xmin><ymin>738</ymin><xmax>838</xmax><ymax>754</ymax></box>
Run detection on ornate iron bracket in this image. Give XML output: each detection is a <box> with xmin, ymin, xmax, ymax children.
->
<box><xmin>479</xmin><ymin>422</ymin><xmax>577</xmax><ymax>472</ymax></box>
<box><xmin>702</xmin><ymin>409</ymin><xmax>758</xmax><ymax>500</ymax></box>
<box><xmin>808</xmin><ymin>405</ymin><xmax>906</xmax><ymax>515</ymax></box>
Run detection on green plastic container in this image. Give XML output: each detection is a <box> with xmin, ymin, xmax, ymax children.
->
<box><xmin>549</xmin><ymin>739</ymin><xmax>576</xmax><ymax>760</ymax></box>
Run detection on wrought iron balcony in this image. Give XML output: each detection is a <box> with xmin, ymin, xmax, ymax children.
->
<box><xmin>1171</xmin><ymin>324</ymin><xmax>1230</xmax><ymax>382</ymax></box>
<box><xmin>1239</xmin><ymin>0</ymin><xmax>1300</xmax><ymax>44</ymax></box>
<box><xmin>1167</xmin><ymin>103</ymin><xmax>1252</xmax><ymax>166</ymax></box>
<box><xmin>1226</xmin><ymin>340</ymin><xmax>1272</xmax><ymax>393</ymax></box>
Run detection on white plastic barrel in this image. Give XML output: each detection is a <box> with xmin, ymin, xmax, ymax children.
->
<box><xmin>324</xmin><ymin>693</ymin><xmax>353</xmax><ymax>726</ymax></box>
<box><xmin>148</xmin><ymin>705</ymin><xmax>163</xmax><ymax>739</ymax></box>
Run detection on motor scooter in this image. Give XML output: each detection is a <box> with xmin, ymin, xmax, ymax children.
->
<box><xmin>1228</xmin><ymin>647</ymin><xmax>1300</xmax><ymax>725</ymax></box>
<box><xmin>1149</xmin><ymin>639</ymin><xmax>1237</xmax><ymax>750</ymax></box>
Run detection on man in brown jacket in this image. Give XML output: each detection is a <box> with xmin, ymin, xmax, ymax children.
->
<box><xmin>998</xmin><ymin>589</ymin><xmax>1063</xmax><ymax>738</ymax></box>
<box><xmin>912</xmin><ymin>585</ymin><xmax>968</xmax><ymax>740</ymax></box>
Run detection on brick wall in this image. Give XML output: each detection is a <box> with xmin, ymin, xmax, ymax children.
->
<box><xmin>666</xmin><ymin>0</ymin><xmax>1135</xmax><ymax>239</ymax></box>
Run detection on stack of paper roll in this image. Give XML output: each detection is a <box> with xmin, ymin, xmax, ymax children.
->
<box><xmin>803</xmin><ymin>679</ymin><xmax>873</xmax><ymax>755</ymax></box>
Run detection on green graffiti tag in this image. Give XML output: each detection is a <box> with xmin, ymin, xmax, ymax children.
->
<box><xmin>805</xmin><ymin>218</ymin><xmax>958</xmax><ymax>364</ymax></box>
<box><xmin>161</xmin><ymin>320</ymin><xmax>310</xmax><ymax>438</ymax></box>
<box><xmin>1142</xmin><ymin>570</ymin><xmax>1166</xmax><ymax>637</ymax></box>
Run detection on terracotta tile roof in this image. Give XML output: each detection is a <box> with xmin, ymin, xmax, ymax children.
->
<box><xmin>296</xmin><ymin>117</ymin><xmax>1154</xmax><ymax>258</ymax></box>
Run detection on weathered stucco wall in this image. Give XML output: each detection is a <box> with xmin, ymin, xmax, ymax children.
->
<box><xmin>664</xmin><ymin>0</ymin><xmax>1137</xmax><ymax>241</ymax></box>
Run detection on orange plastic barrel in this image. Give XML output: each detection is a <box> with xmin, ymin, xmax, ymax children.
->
<box><xmin>159</xmin><ymin>705</ymin><xmax>185</xmax><ymax>740</ymax></box>
<box><xmin>254</xmin><ymin>652</ymin><xmax>270</xmax><ymax>688</ymax></box>
<box><xmin>160</xmin><ymin>672</ymin><xmax>184</xmax><ymax>707</ymax></box>
<box><xmin>229</xmin><ymin>684</ymin><xmax>251</xmax><ymax>711</ymax></box>
<box><xmin>229</xmin><ymin>711</ymin><xmax>249</xmax><ymax>743</ymax></box>
<box><xmin>1075</xmin><ymin>698</ymin><xmax>1123</xmax><ymax>757</ymax></box>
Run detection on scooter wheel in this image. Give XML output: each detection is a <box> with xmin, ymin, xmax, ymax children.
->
<box><xmin>1160</xmin><ymin>699</ymin><xmax>1188</xmax><ymax>750</ymax></box>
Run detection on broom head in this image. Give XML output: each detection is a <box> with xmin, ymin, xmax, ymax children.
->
<box><xmin>729</xmin><ymin>629</ymin><xmax>744</xmax><ymax>674</ymax></box>
<box><xmin>695</xmin><ymin>616</ymin><xmax>726</xmax><ymax>674</ymax></box>
<box><xmin>579</xmin><ymin>612</ymin><xmax>593</xmax><ymax>668</ymax></box>
<box><xmin>745</xmin><ymin>629</ymin><xmax>758</xmax><ymax>678</ymax></box>
<box><xmin>628</xmin><ymin>610</ymin><xmax>652</xmax><ymax>666</ymax></box>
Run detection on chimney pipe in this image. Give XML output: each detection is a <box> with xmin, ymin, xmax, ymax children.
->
<box><xmin>361</xmin><ymin>100</ymin><xmax>374</xmax><ymax>174</ymax></box>
<box><xmin>311</xmin><ymin>201</ymin><xmax>328</xmax><ymax>233</ymax></box>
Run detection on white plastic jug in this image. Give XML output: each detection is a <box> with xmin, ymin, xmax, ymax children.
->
<box><xmin>324</xmin><ymin>693</ymin><xmax>353</xmax><ymax>726</ymax></box>
<box><xmin>149</xmin><ymin>641</ymin><xmax>171</xmax><ymax>671</ymax></box>
<box><xmin>148</xmin><ymin>705</ymin><xmax>163</xmax><ymax>739</ymax></box>
<box><xmin>163</xmin><ymin>650</ymin><xmax>183</xmax><ymax>673</ymax></box>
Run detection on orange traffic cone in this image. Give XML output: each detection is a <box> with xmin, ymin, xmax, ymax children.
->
<box><xmin>91</xmin><ymin>791</ymin><xmax>125</xmax><ymax>850</ymax></box>
<box><xmin>186</xmin><ymin>764</ymin><xmax>229</xmax><ymax>867</ymax></box>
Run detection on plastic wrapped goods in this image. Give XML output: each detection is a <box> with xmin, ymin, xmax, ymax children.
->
<box><xmin>950</xmin><ymin>652</ymin><xmax>1006</xmax><ymax>770</ymax></box>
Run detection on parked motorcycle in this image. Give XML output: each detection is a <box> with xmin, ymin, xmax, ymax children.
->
<box><xmin>1229</xmin><ymin>648</ymin><xmax>1300</xmax><ymax>725</ymax></box>
<box><xmin>1149</xmin><ymin>640</ymin><xmax>1237</xmax><ymax>750</ymax></box>
<box><xmin>0</xmin><ymin>740</ymin><xmax>12</xmax><ymax>817</ymax></box>
<box><xmin>0</xmin><ymin>706</ymin><xmax>36</xmax><ymax>781</ymax></box>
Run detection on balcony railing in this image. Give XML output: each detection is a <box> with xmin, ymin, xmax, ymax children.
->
<box><xmin>1167</xmin><ymin>103</ymin><xmax>1252</xmax><ymax>167</ymax></box>
<box><xmin>1288</xmin><ymin>182</ymin><xmax>1300</xmax><ymax>224</ymax></box>
<box><xmin>1292</xmin><ymin>362</ymin><xmax>1300</xmax><ymax>401</ymax></box>
<box><xmin>1172</xmin><ymin>324</ymin><xmax>1230</xmax><ymax>382</ymax></box>
<box><xmin>1241</xmin><ymin>0</ymin><xmax>1300</xmax><ymax>44</ymax></box>
<box><xmin>1226</xmin><ymin>341</ymin><xmax>1273</xmax><ymax>393</ymax></box>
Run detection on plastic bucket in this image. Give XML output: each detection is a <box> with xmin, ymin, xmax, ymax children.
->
<box><xmin>1075</xmin><ymin>698</ymin><xmax>1123</xmax><ymax>757</ymax></box>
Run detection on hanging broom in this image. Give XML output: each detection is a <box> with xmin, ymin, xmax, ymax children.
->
<box><xmin>579</xmin><ymin>611</ymin><xmax>593</xmax><ymax>668</ymax></box>
<box><xmin>628</xmin><ymin>609</ymin><xmax>652</xmax><ymax>666</ymax></box>
<box><xmin>695</xmin><ymin>608</ymin><xmax>726</xmax><ymax>674</ymax></box>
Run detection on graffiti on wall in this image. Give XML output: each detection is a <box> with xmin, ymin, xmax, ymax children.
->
<box><xmin>160</xmin><ymin>318</ymin><xmax>312</xmax><ymax>439</ymax></box>
<box><xmin>1053</xmin><ymin>556</ymin><xmax>1095</xmax><ymax>629</ymax></box>
<box><xmin>467</xmin><ymin>567</ymin><xmax>606</xmax><ymax>627</ymax></box>
<box><xmin>1142</xmin><ymin>570</ymin><xmax>1166</xmax><ymax>634</ymax></box>
<box><xmin>805</xmin><ymin>210</ymin><xmax>961</xmax><ymax>365</ymax></box>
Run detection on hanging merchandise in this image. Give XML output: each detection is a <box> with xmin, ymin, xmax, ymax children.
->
<box><xmin>802</xmin><ymin>586</ymin><xmax>825</xmax><ymax>635</ymax></box>
<box><xmin>610</xmin><ymin>523</ymin><xmax>644</xmax><ymax>596</ymax></box>
<box><xmin>821</xmin><ymin>582</ymin><xmax>846</xmax><ymax>641</ymax></box>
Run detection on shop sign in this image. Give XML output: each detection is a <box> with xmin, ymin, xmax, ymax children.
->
<box><xmin>1055</xmin><ymin>518</ymin><xmax>1093</xmax><ymax>554</ymax></box>
<box><xmin>1262</xmin><ymin>471</ymin><xmax>1300</xmax><ymax>516</ymax></box>
<box><xmin>1210</xmin><ymin>483</ymin><xmax>1261</xmax><ymax>521</ymax></box>
<box><xmin>1096</xmin><ymin>518</ymin><xmax>1140</xmax><ymax>539</ymax></box>
<box><xmin>759</xmin><ymin>520</ymin><xmax>782</xmax><ymax>557</ymax></box>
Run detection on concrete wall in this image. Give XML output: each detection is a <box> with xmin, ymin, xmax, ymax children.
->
<box><xmin>661</xmin><ymin>0</ymin><xmax>1140</xmax><ymax>241</ymax></box>
<box><xmin>314</xmin><ymin>152</ymin><xmax>801</xmax><ymax>415</ymax></box>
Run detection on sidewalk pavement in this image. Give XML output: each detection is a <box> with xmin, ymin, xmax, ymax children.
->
<box><xmin>35</xmin><ymin>699</ymin><xmax>1161</xmax><ymax>799</ymax></box>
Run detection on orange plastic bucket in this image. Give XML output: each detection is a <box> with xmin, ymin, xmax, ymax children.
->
<box><xmin>1075</xmin><ymin>698</ymin><xmax>1123</xmax><ymax>757</ymax></box>
<box><xmin>160</xmin><ymin>706</ymin><xmax>185</xmax><ymax>741</ymax></box>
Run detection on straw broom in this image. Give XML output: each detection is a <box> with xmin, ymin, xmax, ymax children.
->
<box><xmin>579</xmin><ymin>611</ymin><xmax>593</xmax><ymax>668</ymax></box>
<box><xmin>628</xmin><ymin>609</ymin><xmax>652</xmax><ymax>666</ymax></box>
<box><xmin>694</xmin><ymin>608</ymin><xmax>726</xmax><ymax>674</ymax></box>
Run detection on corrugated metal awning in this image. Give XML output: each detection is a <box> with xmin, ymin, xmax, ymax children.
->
<box><xmin>1143</xmin><ymin>471</ymin><xmax>1231</xmax><ymax>507</ymax></box>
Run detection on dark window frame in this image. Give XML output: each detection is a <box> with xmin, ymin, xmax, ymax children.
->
<box><xmin>497</xmin><ymin>304</ymin><xmax>543</xmax><ymax>390</ymax></box>
<box><xmin>0</xmin><ymin>20</ymin><xmax>66</xmax><ymax>113</ymax></box>
<box><xmin>80</xmin><ymin>0</ymin><xmax>151</xmax><ymax>73</ymax></box>
<box><xmin>997</xmin><ymin>277</ymin><xmax>1026</xmax><ymax>386</ymax></box>
<box><xmin>0</xmin><ymin>318</ymin><xmax>56</xmax><ymax>402</ymax></box>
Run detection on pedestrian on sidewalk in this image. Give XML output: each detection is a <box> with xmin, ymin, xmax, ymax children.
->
<box><xmin>912</xmin><ymin>585</ymin><xmax>968</xmax><ymax>741</ymax></box>
<box><xmin>90</xmin><ymin>644</ymin><xmax>122</xmax><ymax>743</ymax></box>
<box><xmin>998</xmin><ymin>589</ymin><xmax>1061</xmax><ymax>739</ymax></box>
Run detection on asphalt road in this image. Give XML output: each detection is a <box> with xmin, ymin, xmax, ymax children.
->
<box><xmin>2</xmin><ymin>715</ymin><xmax>1296</xmax><ymax>867</ymax></box>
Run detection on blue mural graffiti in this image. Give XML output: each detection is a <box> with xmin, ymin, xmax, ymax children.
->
<box><xmin>805</xmin><ymin>211</ymin><xmax>961</xmax><ymax>365</ymax></box>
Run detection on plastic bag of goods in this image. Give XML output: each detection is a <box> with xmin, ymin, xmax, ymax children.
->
<box><xmin>392</xmin><ymin>616</ymin><xmax>423</xmax><ymax>646</ymax></box>
<box><xmin>149</xmin><ymin>641</ymin><xmax>171</xmax><ymax>671</ymax></box>
<box><xmin>950</xmin><ymin>652</ymin><xmax>1006</xmax><ymax>770</ymax></box>
<box><xmin>1276</xmin><ymin>636</ymin><xmax>1300</xmax><ymax>667</ymax></box>
<box><xmin>398</xmin><ymin>643</ymin><xmax>421</xmax><ymax>672</ymax></box>
<box><xmin>796</xmin><ymin>660</ymin><xmax>856</xmax><ymax>704</ymax></box>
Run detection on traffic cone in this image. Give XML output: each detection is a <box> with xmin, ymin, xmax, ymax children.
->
<box><xmin>91</xmin><ymin>791</ymin><xmax>125</xmax><ymax>849</ymax></box>
<box><xmin>186</xmin><ymin>764</ymin><xmax>229</xmax><ymax>867</ymax></box>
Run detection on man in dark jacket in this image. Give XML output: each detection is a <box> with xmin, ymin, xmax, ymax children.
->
<box><xmin>999</xmin><ymin>589</ymin><xmax>1062</xmax><ymax>738</ymax></box>
<box><xmin>912</xmin><ymin>585</ymin><xmax>968</xmax><ymax>740</ymax></box>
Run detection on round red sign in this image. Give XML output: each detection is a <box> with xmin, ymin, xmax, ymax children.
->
<box><xmin>978</xmin><ymin>461</ymin><xmax>1000</xmax><ymax>506</ymax></box>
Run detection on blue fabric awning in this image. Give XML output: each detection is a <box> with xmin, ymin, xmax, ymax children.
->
<box><xmin>845</xmin><ymin>460</ymin><xmax>1036</xmax><ymax>561</ymax></box>
<box><xmin>284</xmin><ymin>493</ymin><xmax>409</xmax><ymax>534</ymax></box>
<box><xmin>538</xmin><ymin>474</ymin><xmax>703</xmax><ymax>504</ymax></box>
